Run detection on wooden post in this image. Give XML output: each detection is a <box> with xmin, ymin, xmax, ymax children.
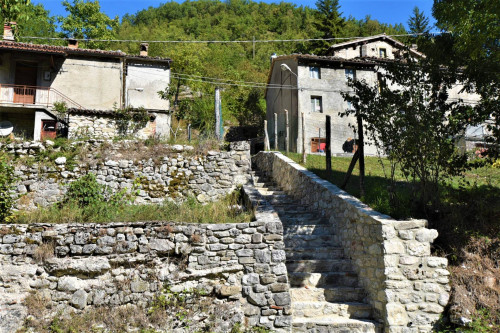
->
<box><xmin>264</xmin><ymin>120</ymin><xmax>270</xmax><ymax>151</ymax></box>
<box><xmin>274</xmin><ymin>113</ymin><xmax>278</xmax><ymax>150</ymax></box>
<box><xmin>326</xmin><ymin>115</ymin><xmax>331</xmax><ymax>175</ymax></box>
<box><xmin>301</xmin><ymin>112</ymin><xmax>306</xmax><ymax>164</ymax></box>
<box><xmin>357</xmin><ymin>115</ymin><xmax>365</xmax><ymax>198</ymax></box>
<box><xmin>340</xmin><ymin>150</ymin><xmax>359</xmax><ymax>190</ymax></box>
<box><xmin>285</xmin><ymin>109</ymin><xmax>289</xmax><ymax>153</ymax></box>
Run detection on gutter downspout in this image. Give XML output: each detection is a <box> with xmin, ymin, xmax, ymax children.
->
<box><xmin>120</xmin><ymin>57</ymin><xmax>126</xmax><ymax>109</ymax></box>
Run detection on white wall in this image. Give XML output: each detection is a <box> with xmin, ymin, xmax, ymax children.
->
<box><xmin>126</xmin><ymin>62</ymin><xmax>170</xmax><ymax>111</ymax></box>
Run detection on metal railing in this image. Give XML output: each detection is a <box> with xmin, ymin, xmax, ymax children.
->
<box><xmin>0</xmin><ymin>84</ymin><xmax>83</xmax><ymax>110</ymax></box>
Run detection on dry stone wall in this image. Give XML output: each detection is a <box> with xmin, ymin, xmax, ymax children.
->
<box><xmin>252</xmin><ymin>152</ymin><xmax>450</xmax><ymax>333</ymax></box>
<box><xmin>4</xmin><ymin>140</ymin><xmax>250</xmax><ymax>209</ymax></box>
<box><xmin>0</xmin><ymin>185</ymin><xmax>292</xmax><ymax>333</ymax></box>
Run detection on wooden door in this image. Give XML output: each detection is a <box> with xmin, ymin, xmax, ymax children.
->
<box><xmin>14</xmin><ymin>63</ymin><xmax>37</xmax><ymax>104</ymax></box>
<box><xmin>41</xmin><ymin>120</ymin><xmax>57</xmax><ymax>140</ymax></box>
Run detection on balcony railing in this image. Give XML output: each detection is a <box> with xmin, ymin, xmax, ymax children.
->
<box><xmin>0</xmin><ymin>84</ymin><xmax>83</xmax><ymax>110</ymax></box>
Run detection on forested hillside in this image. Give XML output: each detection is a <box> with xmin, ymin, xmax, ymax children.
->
<box><xmin>11</xmin><ymin>0</ymin><xmax>407</xmax><ymax>131</ymax></box>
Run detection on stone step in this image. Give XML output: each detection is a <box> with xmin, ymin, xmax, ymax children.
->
<box><xmin>280</xmin><ymin>216</ymin><xmax>329</xmax><ymax>226</ymax></box>
<box><xmin>292</xmin><ymin>301</ymin><xmax>373</xmax><ymax>319</ymax></box>
<box><xmin>292</xmin><ymin>317</ymin><xmax>381</xmax><ymax>333</ymax></box>
<box><xmin>284</xmin><ymin>224</ymin><xmax>335</xmax><ymax>236</ymax></box>
<box><xmin>290</xmin><ymin>287</ymin><xmax>366</xmax><ymax>303</ymax></box>
<box><xmin>287</xmin><ymin>260</ymin><xmax>352</xmax><ymax>273</ymax></box>
<box><xmin>255</xmin><ymin>189</ymin><xmax>287</xmax><ymax>196</ymax></box>
<box><xmin>284</xmin><ymin>235</ymin><xmax>339</xmax><ymax>249</ymax></box>
<box><xmin>285</xmin><ymin>247</ymin><xmax>345</xmax><ymax>260</ymax></box>
<box><xmin>289</xmin><ymin>272</ymin><xmax>359</xmax><ymax>288</ymax></box>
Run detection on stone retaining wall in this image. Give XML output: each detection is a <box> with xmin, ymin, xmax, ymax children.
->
<box><xmin>6</xmin><ymin>140</ymin><xmax>250</xmax><ymax>209</ymax></box>
<box><xmin>252</xmin><ymin>152</ymin><xmax>450</xmax><ymax>333</ymax></box>
<box><xmin>0</xmin><ymin>185</ymin><xmax>292</xmax><ymax>333</ymax></box>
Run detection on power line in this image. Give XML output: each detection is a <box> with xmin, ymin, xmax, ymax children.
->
<box><xmin>18</xmin><ymin>32</ymin><xmax>448</xmax><ymax>44</ymax></box>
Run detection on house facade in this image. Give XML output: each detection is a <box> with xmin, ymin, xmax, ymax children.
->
<box><xmin>266</xmin><ymin>34</ymin><xmax>481</xmax><ymax>155</ymax></box>
<box><xmin>0</xmin><ymin>35</ymin><xmax>172</xmax><ymax>141</ymax></box>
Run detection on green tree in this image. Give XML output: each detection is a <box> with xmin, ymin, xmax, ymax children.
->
<box><xmin>0</xmin><ymin>153</ymin><xmax>16</xmax><ymax>222</ymax></box>
<box><xmin>0</xmin><ymin>0</ymin><xmax>30</xmax><ymax>22</ymax></box>
<box><xmin>310</xmin><ymin>0</ymin><xmax>345</xmax><ymax>54</ymax></box>
<box><xmin>15</xmin><ymin>3</ymin><xmax>56</xmax><ymax>42</ymax></box>
<box><xmin>58</xmin><ymin>0</ymin><xmax>118</xmax><ymax>49</ymax></box>
<box><xmin>430</xmin><ymin>0</ymin><xmax>499</xmax><ymax>158</ymax></box>
<box><xmin>408</xmin><ymin>6</ymin><xmax>430</xmax><ymax>34</ymax></box>
<box><xmin>341</xmin><ymin>56</ymin><xmax>473</xmax><ymax>215</ymax></box>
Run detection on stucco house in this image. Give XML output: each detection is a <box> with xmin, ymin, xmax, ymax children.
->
<box><xmin>0</xmin><ymin>32</ymin><xmax>171</xmax><ymax>141</ymax></box>
<box><xmin>266</xmin><ymin>34</ymin><xmax>481</xmax><ymax>155</ymax></box>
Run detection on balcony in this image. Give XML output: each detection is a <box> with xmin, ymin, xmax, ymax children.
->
<box><xmin>0</xmin><ymin>84</ymin><xmax>83</xmax><ymax>110</ymax></box>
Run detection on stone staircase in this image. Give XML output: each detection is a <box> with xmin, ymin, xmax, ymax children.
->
<box><xmin>251</xmin><ymin>170</ymin><xmax>382</xmax><ymax>333</ymax></box>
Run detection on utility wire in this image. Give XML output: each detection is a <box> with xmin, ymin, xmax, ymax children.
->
<box><xmin>18</xmin><ymin>32</ymin><xmax>448</xmax><ymax>44</ymax></box>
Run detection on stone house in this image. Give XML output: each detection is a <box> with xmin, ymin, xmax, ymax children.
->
<box><xmin>0</xmin><ymin>31</ymin><xmax>172</xmax><ymax>141</ymax></box>
<box><xmin>266</xmin><ymin>34</ymin><xmax>480</xmax><ymax>155</ymax></box>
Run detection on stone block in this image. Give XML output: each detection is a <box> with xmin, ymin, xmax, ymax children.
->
<box><xmin>219</xmin><ymin>285</ymin><xmax>241</xmax><ymax>297</ymax></box>
<box><xmin>386</xmin><ymin>303</ymin><xmax>409</xmax><ymax>326</ymax></box>
<box><xmin>384</xmin><ymin>240</ymin><xmax>405</xmax><ymax>254</ymax></box>
<box><xmin>415</xmin><ymin>229</ymin><xmax>438</xmax><ymax>243</ymax></box>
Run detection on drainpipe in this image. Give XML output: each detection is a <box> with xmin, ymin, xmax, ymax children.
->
<box><xmin>120</xmin><ymin>58</ymin><xmax>126</xmax><ymax>109</ymax></box>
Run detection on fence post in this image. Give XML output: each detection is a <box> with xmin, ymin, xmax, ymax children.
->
<box><xmin>302</xmin><ymin>112</ymin><xmax>306</xmax><ymax>164</ymax></box>
<box><xmin>326</xmin><ymin>115</ymin><xmax>331</xmax><ymax>175</ymax></box>
<box><xmin>264</xmin><ymin>120</ymin><xmax>270</xmax><ymax>151</ymax></box>
<box><xmin>274</xmin><ymin>112</ymin><xmax>278</xmax><ymax>150</ymax></box>
<box><xmin>285</xmin><ymin>109</ymin><xmax>289</xmax><ymax>153</ymax></box>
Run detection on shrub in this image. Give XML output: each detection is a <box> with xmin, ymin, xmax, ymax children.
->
<box><xmin>65</xmin><ymin>173</ymin><xmax>105</xmax><ymax>207</ymax></box>
<box><xmin>0</xmin><ymin>153</ymin><xmax>16</xmax><ymax>222</ymax></box>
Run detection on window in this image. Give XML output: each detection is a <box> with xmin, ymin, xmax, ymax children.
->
<box><xmin>345</xmin><ymin>68</ymin><xmax>355</xmax><ymax>81</ymax></box>
<box><xmin>309</xmin><ymin>66</ymin><xmax>321</xmax><ymax>79</ymax></box>
<box><xmin>311</xmin><ymin>96</ymin><xmax>322</xmax><ymax>113</ymax></box>
<box><xmin>379</xmin><ymin>48</ymin><xmax>387</xmax><ymax>58</ymax></box>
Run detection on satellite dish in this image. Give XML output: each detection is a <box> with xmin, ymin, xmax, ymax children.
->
<box><xmin>0</xmin><ymin>121</ymin><xmax>13</xmax><ymax>136</ymax></box>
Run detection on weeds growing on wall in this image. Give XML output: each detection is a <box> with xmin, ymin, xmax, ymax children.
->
<box><xmin>12</xmin><ymin>187</ymin><xmax>252</xmax><ymax>224</ymax></box>
<box><xmin>0</xmin><ymin>151</ymin><xmax>16</xmax><ymax>222</ymax></box>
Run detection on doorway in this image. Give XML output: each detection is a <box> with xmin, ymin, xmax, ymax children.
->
<box><xmin>14</xmin><ymin>62</ymin><xmax>38</xmax><ymax>104</ymax></box>
<box><xmin>41</xmin><ymin>120</ymin><xmax>57</xmax><ymax>140</ymax></box>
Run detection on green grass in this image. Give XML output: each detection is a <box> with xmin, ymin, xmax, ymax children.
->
<box><xmin>11</xmin><ymin>192</ymin><xmax>253</xmax><ymax>224</ymax></box>
<box><xmin>284</xmin><ymin>152</ymin><xmax>500</xmax><ymax>259</ymax></box>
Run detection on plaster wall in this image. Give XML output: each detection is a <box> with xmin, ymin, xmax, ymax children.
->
<box><xmin>50</xmin><ymin>58</ymin><xmax>122</xmax><ymax>110</ymax></box>
<box><xmin>126</xmin><ymin>63</ymin><xmax>170</xmax><ymax>111</ymax></box>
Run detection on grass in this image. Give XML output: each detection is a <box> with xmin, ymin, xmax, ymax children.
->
<box><xmin>11</xmin><ymin>191</ymin><xmax>253</xmax><ymax>224</ymax></box>
<box><xmin>284</xmin><ymin>152</ymin><xmax>500</xmax><ymax>253</ymax></box>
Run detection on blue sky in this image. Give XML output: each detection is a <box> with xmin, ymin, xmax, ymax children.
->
<box><xmin>33</xmin><ymin>0</ymin><xmax>436</xmax><ymax>30</ymax></box>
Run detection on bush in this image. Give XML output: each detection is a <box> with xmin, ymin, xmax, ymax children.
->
<box><xmin>0</xmin><ymin>153</ymin><xmax>16</xmax><ymax>222</ymax></box>
<box><xmin>65</xmin><ymin>173</ymin><xmax>105</xmax><ymax>207</ymax></box>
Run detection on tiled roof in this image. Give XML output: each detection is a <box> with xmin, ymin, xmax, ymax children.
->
<box><xmin>0</xmin><ymin>41</ymin><xmax>172</xmax><ymax>63</ymax></box>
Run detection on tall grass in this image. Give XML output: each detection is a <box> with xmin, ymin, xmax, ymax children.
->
<box><xmin>12</xmin><ymin>191</ymin><xmax>253</xmax><ymax>224</ymax></box>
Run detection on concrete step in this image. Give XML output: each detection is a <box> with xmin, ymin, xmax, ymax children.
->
<box><xmin>284</xmin><ymin>224</ymin><xmax>335</xmax><ymax>236</ymax></box>
<box><xmin>285</xmin><ymin>247</ymin><xmax>345</xmax><ymax>260</ymax></box>
<box><xmin>290</xmin><ymin>287</ymin><xmax>366</xmax><ymax>303</ymax></box>
<box><xmin>292</xmin><ymin>317</ymin><xmax>382</xmax><ymax>333</ymax></box>
<box><xmin>289</xmin><ymin>272</ymin><xmax>359</xmax><ymax>288</ymax></box>
<box><xmin>292</xmin><ymin>301</ymin><xmax>373</xmax><ymax>319</ymax></box>
<box><xmin>287</xmin><ymin>260</ymin><xmax>353</xmax><ymax>273</ymax></box>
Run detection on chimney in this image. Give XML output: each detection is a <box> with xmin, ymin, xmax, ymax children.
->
<box><xmin>270</xmin><ymin>53</ymin><xmax>277</xmax><ymax>65</ymax></box>
<box><xmin>3</xmin><ymin>22</ymin><xmax>15</xmax><ymax>41</ymax></box>
<box><xmin>68</xmin><ymin>39</ymin><xmax>79</xmax><ymax>49</ymax></box>
<box><xmin>140</xmin><ymin>43</ymin><xmax>149</xmax><ymax>56</ymax></box>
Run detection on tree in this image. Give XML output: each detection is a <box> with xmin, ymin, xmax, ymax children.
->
<box><xmin>16</xmin><ymin>3</ymin><xmax>56</xmax><ymax>42</ymax></box>
<box><xmin>309</xmin><ymin>0</ymin><xmax>345</xmax><ymax>54</ymax></box>
<box><xmin>429</xmin><ymin>0</ymin><xmax>499</xmax><ymax>158</ymax></box>
<box><xmin>408</xmin><ymin>6</ymin><xmax>430</xmax><ymax>34</ymax></box>
<box><xmin>58</xmin><ymin>0</ymin><xmax>118</xmax><ymax>49</ymax></box>
<box><xmin>0</xmin><ymin>0</ymin><xmax>30</xmax><ymax>23</ymax></box>
<box><xmin>341</xmin><ymin>56</ymin><xmax>473</xmax><ymax>215</ymax></box>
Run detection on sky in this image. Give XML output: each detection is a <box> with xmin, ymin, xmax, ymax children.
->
<box><xmin>33</xmin><ymin>0</ymin><xmax>437</xmax><ymax>31</ymax></box>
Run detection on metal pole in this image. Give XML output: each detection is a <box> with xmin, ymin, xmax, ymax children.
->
<box><xmin>188</xmin><ymin>123</ymin><xmax>191</xmax><ymax>142</ymax></box>
<box><xmin>252</xmin><ymin>36</ymin><xmax>256</xmax><ymax>60</ymax></box>
<box><xmin>285</xmin><ymin>109</ymin><xmax>289</xmax><ymax>153</ymax></box>
<box><xmin>274</xmin><ymin>112</ymin><xmax>278</xmax><ymax>150</ymax></box>
<box><xmin>215</xmin><ymin>87</ymin><xmax>221</xmax><ymax>140</ymax></box>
